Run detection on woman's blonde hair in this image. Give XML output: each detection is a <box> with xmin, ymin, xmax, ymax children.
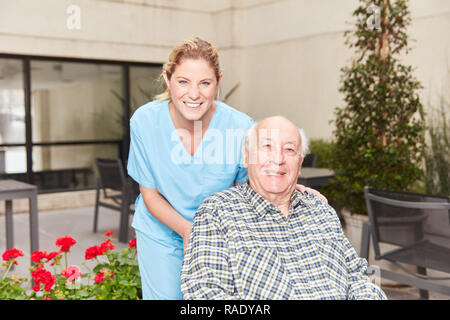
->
<box><xmin>154</xmin><ymin>37</ymin><xmax>221</xmax><ymax>102</ymax></box>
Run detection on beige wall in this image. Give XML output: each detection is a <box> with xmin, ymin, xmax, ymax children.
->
<box><xmin>229</xmin><ymin>0</ymin><xmax>450</xmax><ymax>139</ymax></box>
<box><xmin>1</xmin><ymin>0</ymin><xmax>449</xmax><ymax>140</ymax></box>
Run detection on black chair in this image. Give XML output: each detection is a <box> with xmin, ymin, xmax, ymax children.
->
<box><xmin>362</xmin><ymin>186</ymin><xmax>450</xmax><ymax>299</ymax></box>
<box><xmin>93</xmin><ymin>158</ymin><xmax>139</xmax><ymax>243</ymax></box>
<box><xmin>302</xmin><ymin>153</ymin><xmax>318</xmax><ymax>168</ymax></box>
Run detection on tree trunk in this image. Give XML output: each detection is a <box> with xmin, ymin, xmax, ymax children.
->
<box><xmin>379</xmin><ymin>0</ymin><xmax>389</xmax><ymax>147</ymax></box>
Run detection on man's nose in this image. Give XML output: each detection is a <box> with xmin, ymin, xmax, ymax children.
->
<box><xmin>268</xmin><ymin>148</ymin><xmax>285</xmax><ymax>164</ymax></box>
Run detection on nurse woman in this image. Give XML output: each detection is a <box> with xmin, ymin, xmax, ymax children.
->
<box><xmin>127</xmin><ymin>37</ymin><xmax>326</xmax><ymax>300</ymax></box>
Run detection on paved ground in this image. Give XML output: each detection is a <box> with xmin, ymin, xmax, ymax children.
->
<box><xmin>0</xmin><ymin>206</ymin><xmax>448</xmax><ymax>300</ymax></box>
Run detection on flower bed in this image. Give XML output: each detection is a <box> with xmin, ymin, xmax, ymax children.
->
<box><xmin>1</xmin><ymin>232</ymin><xmax>141</xmax><ymax>300</ymax></box>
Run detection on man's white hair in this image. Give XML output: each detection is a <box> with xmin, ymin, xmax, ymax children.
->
<box><xmin>244</xmin><ymin>120</ymin><xmax>309</xmax><ymax>157</ymax></box>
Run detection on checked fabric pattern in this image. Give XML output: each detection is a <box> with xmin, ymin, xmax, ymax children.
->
<box><xmin>181</xmin><ymin>182</ymin><xmax>387</xmax><ymax>300</ymax></box>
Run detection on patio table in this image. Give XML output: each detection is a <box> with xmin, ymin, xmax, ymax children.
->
<box><xmin>298</xmin><ymin>167</ymin><xmax>335</xmax><ymax>187</ymax></box>
<box><xmin>0</xmin><ymin>179</ymin><xmax>39</xmax><ymax>260</ymax></box>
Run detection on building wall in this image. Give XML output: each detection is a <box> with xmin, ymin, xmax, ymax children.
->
<box><xmin>0</xmin><ymin>0</ymin><xmax>218</xmax><ymax>62</ymax></box>
<box><xmin>1</xmin><ymin>0</ymin><xmax>449</xmax><ymax>141</ymax></box>
<box><xmin>229</xmin><ymin>0</ymin><xmax>450</xmax><ymax>139</ymax></box>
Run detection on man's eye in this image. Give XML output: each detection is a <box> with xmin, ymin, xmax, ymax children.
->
<box><xmin>285</xmin><ymin>148</ymin><xmax>297</xmax><ymax>155</ymax></box>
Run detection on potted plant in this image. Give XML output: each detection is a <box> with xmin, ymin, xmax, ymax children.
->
<box><xmin>0</xmin><ymin>232</ymin><xmax>141</xmax><ymax>300</ymax></box>
<box><xmin>330</xmin><ymin>0</ymin><xmax>426</xmax><ymax>255</ymax></box>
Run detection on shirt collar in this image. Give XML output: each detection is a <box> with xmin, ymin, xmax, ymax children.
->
<box><xmin>242</xmin><ymin>180</ymin><xmax>304</xmax><ymax>220</ymax></box>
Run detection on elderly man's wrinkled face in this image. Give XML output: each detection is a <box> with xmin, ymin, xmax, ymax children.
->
<box><xmin>244</xmin><ymin>117</ymin><xmax>303</xmax><ymax>199</ymax></box>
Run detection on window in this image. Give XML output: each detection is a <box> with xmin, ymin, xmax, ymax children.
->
<box><xmin>31</xmin><ymin>61</ymin><xmax>124</xmax><ymax>143</ymax></box>
<box><xmin>130</xmin><ymin>65</ymin><xmax>162</xmax><ymax>116</ymax></box>
<box><xmin>0</xmin><ymin>58</ymin><xmax>26</xmax><ymax>174</ymax></box>
<box><xmin>0</xmin><ymin>55</ymin><xmax>161</xmax><ymax>192</ymax></box>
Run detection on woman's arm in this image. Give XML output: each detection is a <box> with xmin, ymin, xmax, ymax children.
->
<box><xmin>139</xmin><ymin>185</ymin><xmax>192</xmax><ymax>252</ymax></box>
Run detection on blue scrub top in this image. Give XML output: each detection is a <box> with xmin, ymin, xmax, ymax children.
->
<box><xmin>127</xmin><ymin>100</ymin><xmax>253</xmax><ymax>246</ymax></box>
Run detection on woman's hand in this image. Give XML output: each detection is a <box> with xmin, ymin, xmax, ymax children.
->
<box><xmin>295</xmin><ymin>184</ymin><xmax>328</xmax><ymax>205</ymax></box>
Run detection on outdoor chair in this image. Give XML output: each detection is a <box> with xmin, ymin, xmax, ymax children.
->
<box><xmin>302</xmin><ymin>153</ymin><xmax>318</xmax><ymax>168</ymax></box>
<box><xmin>93</xmin><ymin>158</ymin><xmax>139</xmax><ymax>243</ymax></box>
<box><xmin>362</xmin><ymin>186</ymin><xmax>450</xmax><ymax>299</ymax></box>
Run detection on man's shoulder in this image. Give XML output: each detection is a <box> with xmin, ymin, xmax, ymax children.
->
<box><xmin>297</xmin><ymin>192</ymin><xmax>343</xmax><ymax>233</ymax></box>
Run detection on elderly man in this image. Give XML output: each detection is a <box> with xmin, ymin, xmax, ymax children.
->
<box><xmin>181</xmin><ymin>116</ymin><xmax>387</xmax><ymax>300</ymax></box>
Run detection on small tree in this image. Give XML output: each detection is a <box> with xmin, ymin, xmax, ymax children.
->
<box><xmin>330</xmin><ymin>0</ymin><xmax>425</xmax><ymax>214</ymax></box>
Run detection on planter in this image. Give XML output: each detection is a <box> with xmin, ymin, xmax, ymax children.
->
<box><xmin>340</xmin><ymin>208</ymin><xmax>368</xmax><ymax>256</ymax></box>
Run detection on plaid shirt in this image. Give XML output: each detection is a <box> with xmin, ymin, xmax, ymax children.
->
<box><xmin>181</xmin><ymin>182</ymin><xmax>387</xmax><ymax>300</ymax></box>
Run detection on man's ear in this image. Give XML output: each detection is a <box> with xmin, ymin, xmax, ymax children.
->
<box><xmin>298</xmin><ymin>156</ymin><xmax>304</xmax><ymax>175</ymax></box>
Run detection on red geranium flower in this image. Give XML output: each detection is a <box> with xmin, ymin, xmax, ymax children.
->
<box><xmin>31</xmin><ymin>250</ymin><xmax>48</xmax><ymax>267</ymax></box>
<box><xmin>32</xmin><ymin>268</ymin><xmax>56</xmax><ymax>292</ymax></box>
<box><xmin>85</xmin><ymin>239</ymin><xmax>115</xmax><ymax>260</ymax></box>
<box><xmin>94</xmin><ymin>269</ymin><xmax>114</xmax><ymax>284</ymax></box>
<box><xmin>94</xmin><ymin>272</ymin><xmax>104</xmax><ymax>284</ymax></box>
<box><xmin>45</xmin><ymin>251</ymin><xmax>62</xmax><ymax>266</ymax></box>
<box><xmin>128</xmin><ymin>238</ymin><xmax>137</xmax><ymax>249</ymax></box>
<box><xmin>55</xmin><ymin>235</ymin><xmax>76</xmax><ymax>252</ymax></box>
<box><xmin>2</xmin><ymin>248</ymin><xmax>24</xmax><ymax>265</ymax></box>
<box><xmin>99</xmin><ymin>239</ymin><xmax>115</xmax><ymax>254</ymax></box>
<box><xmin>104</xmin><ymin>230</ymin><xmax>113</xmax><ymax>238</ymax></box>
<box><xmin>84</xmin><ymin>245</ymin><xmax>101</xmax><ymax>260</ymax></box>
